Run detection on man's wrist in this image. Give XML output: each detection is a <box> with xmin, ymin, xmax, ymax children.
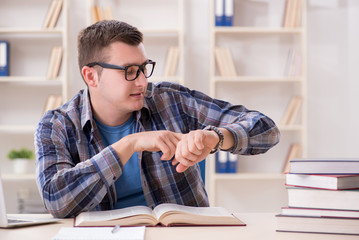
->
<box><xmin>204</xmin><ymin>125</ymin><xmax>224</xmax><ymax>154</ymax></box>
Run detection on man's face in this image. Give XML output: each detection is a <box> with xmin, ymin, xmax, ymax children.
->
<box><xmin>96</xmin><ymin>41</ymin><xmax>149</xmax><ymax>115</ymax></box>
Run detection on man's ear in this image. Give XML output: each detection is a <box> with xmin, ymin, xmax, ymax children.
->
<box><xmin>82</xmin><ymin>66</ymin><xmax>98</xmax><ymax>87</ymax></box>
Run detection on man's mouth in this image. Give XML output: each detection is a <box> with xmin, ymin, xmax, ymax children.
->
<box><xmin>130</xmin><ymin>93</ymin><xmax>143</xmax><ymax>97</ymax></box>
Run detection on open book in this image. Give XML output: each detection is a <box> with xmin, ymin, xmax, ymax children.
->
<box><xmin>74</xmin><ymin>203</ymin><xmax>245</xmax><ymax>227</ymax></box>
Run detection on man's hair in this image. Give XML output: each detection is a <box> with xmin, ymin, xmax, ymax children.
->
<box><xmin>77</xmin><ymin>20</ymin><xmax>143</xmax><ymax>73</ymax></box>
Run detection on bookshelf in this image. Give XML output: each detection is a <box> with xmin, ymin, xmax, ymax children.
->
<box><xmin>0</xmin><ymin>0</ymin><xmax>69</xmax><ymax>181</ymax></box>
<box><xmin>208</xmin><ymin>0</ymin><xmax>307</xmax><ymax>213</ymax></box>
<box><xmin>86</xmin><ymin>0</ymin><xmax>185</xmax><ymax>85</ymax></box>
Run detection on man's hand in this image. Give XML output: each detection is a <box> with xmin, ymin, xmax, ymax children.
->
<box><xmin>171</xmin><ymin>130</ymin><xmax>219</xmax><ymax>173</ymax></box>
<box><xmin>112</xmin><ymin>130</ymin><xmax>183</xmax><ymax>165</ymax></box>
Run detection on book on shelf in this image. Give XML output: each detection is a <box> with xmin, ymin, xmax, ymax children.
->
<box><xmin>214</xmin><ymin>47</ymin><xmax>237</xmax><ymax>77</ymax></box>
<box><xmin>227</xmin><ymin>152</ymin><xmax>238</xmax><ymax>173</ymax></box>
<box><xmin>216</xmin><ymin>151</ymin><xmax>228</xmax><ymax>173</ymax></box>
<box><xmin>215</xmin><ymin>151</ymin><xmax>238</xmax><ymax>173</ymax></box>
<box><xmin>163</xmin><ymin>46</ymin><xmax>180</xmax><ymax>77</ymax></box>
<box><xmin>289</xmin><ymin>158</ymin><xmax>359</xmax><ymax>174</ymax></box>
<box><xmin>276</xmin><ymin>214</ymin><xmax>359</xmax><ymax>235</ymax></box>
<box><xmin>215</xmin><ymin>0</ymin><xmax>234</xmax><ymax>27</ymax></box>
<box><xmin>74</xmin><ymin>203</ymin><xmax>245</xmax><ymax>227</ymax></box>
<box><xmin>282</xmin><ymin>0</ymin><xmax>303</xmax><ymax>28</ymax></box>
<box><xmin>0</xmin><ymin>41</ymin><xmax>9</xmax><ymax>76</ymax></box>
<box><xmin>280</xmin><ymin>207</ymin><xmax>359</xmax><ymax>218</ymax></box>
<box><xmin>283</xmin><ymin>48</ymin><xmax>302</xmax><ymax>77</ymax></box>
<box><xmin>224</xmin><ymin>0</ymin><xmax>234</xmax><ymax>26</ymax></box>
<box><xmin>282</xmin><ymin>143</ymin><xmax>301</xmax><ymax>173</ymax></box>
<box><xmin>47</xmin><ymin>46</ymin><xmax>63</xmax><ymax>80</ymax></box>
<box><xmin>215</xmin><ymin>0</ymin><xmax>225</xmax><ymax>26</ymax></box>
<box><xmin>287</xmin><ymin>187</ymin><xmax>359</xmax><ymax>211</ymax></box>
<box><xmin>43</xmin><ymin>0</ymin><xmax>63</xmax><ymax>29</ymax></box>
<box><xmin>279</xmin><ymin>95</ymin><xmax>302</xmax><ymax>126</ymax></box>
<box><xmin>91</xmin><ymin>5</ymin><xmax>113</xmax><ymax>23</ymax></box>
<box><xmin>286</xmin><ymin>173</ymin><xmax>359</xmax><ymax>190</ymax></box>
<box><xmin>43</xmin><ymin>95</ymin><xmax>63</xmax><ymax>115</ymax></box>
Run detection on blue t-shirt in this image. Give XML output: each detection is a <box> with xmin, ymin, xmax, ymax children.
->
<box><xmin>94</xmin><ymin>114</ymin><xmax>147</xmax><ymax>209</ymax></box>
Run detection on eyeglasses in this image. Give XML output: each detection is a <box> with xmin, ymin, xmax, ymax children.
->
<box><xmin>86</xmin><ymin>59</ymin><xmax>156</xmax><ymax>81</ymax></box>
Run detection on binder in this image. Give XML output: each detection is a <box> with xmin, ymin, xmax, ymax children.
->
<box><xmin>216</xmin><ymin>151</ymin><xmax>228</xmax><ymax>173</ymax></box>
<box><xmin>224</xmin><ymin>0</ymin><xmax>234</xmax><ymax>26</ymax></box>
<box><xmin>227</xmin><ymin>153</ymin><xmax>238</xmax><ymax>173</ymax></box>
<box><xmin>0</xmin><ymin>41</ymin><xmax>9</xmax><ymax>76</ymax></box>
<box><xmin>215</xmin><ymin>0</ymin><xmax>225</xmax><ymax>26</ymax></box>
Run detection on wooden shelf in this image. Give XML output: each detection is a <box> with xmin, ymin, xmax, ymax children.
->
<box><xmin>2</xmin><ymin>174</ymin><xmax>36</xmax><ymax>181</ymax></box>
<box><xmin>0</xmin><ymin>77</ymin><xmax>63</xmax><ymax>84</ymax></box>
<box><xmin>141</xmin><ymin>28</ymin><xmax>180</xmax><ymax>35</ymax></box>
<box><xmin>214</xmin><ymin>76</ymin><xmax>303</xmax><ymax>83</ymax></box>
<box><xmin>278</xmin><ymin>125</ymin><xmax>304</xmax><ymax>131</ymax></box>
<box><xmin>0</xmin><ymin>28</ymin><xmax>64</xmax><ymax>34</ymax></box>
<box><xmin>213</xmin><ymin>27</ymin><xmax>303</xmax><ymax>34</ymax></box>
<box><xmin>0</xmin><ymin>125</ymin><xmax>36</xmax><ymax>133</ymax></box>
<box><xmin>150</xmin><ymin>76</ymin><xmax>182</xmax><ymax>83</ymax></box>
<box><xmin>214</xmin><ymin>173</ymin><xmax>285</xmax><ymax>181</ymax></box>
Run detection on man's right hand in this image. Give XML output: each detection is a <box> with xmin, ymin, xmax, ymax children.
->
<box><xmin>111</xmin><ymin>130</ymin><xmax>183</xmax><ymax>166</ymax></box>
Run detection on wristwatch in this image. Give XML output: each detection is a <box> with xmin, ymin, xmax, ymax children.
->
<box><xmin>204</xmin><ymin>125</ymin><xmax>224</xmax><ymax>154</ymax></box>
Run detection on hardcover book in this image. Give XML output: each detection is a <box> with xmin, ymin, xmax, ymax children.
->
<box><xmin>74</xmin><ymin>203</ymin><xmax>245</xmax><ymax>227</ymax></box>
<box><xmin>286</xmin><ymin>173</ymin><xmax>359</xmax><ymax>190</ymax></box>
<box><xmin>276</xmin><ymin>214</ymin><xmax>359</xmax><ymax>235</ymax></box>
<box><xmin>289</xmin><ymin>158</ymin><xmax>359</xmax><ymax>174</ymax></box>
<box><xmin>287</xmin><ymin>187</ymin><xmax>359</xmax><ymax>211</ymax></box>
<box><xmin>281</xmin><ymin>207</ymin><xmax>359</xmax><ymax>218</ymax></box>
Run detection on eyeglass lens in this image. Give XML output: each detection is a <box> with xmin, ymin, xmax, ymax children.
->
<box><xmin>126</xmin><ymin>62</ymin><xmax>154</xmax><ymax>81</ymax></box>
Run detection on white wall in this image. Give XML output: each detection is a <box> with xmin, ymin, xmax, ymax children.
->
<box><xmin>307</xmin><ymin>0</ymin><xmax>359</xmax><ymax>158</ymax></box>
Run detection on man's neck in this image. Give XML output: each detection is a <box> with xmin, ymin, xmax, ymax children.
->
<box><xmin>90</xmin><ymin>99</ymin><xmax>133</xmax><ymax>127</ymax></box>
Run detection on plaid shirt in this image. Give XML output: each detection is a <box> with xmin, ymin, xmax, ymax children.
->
<box><xmin>35</xmin><ymin>82</ymin><xmax>280</xmax><ymax>218</ymax></box>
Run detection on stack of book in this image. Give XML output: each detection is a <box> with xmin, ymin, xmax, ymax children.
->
<box><xmin>276</xmin><ymin>158</ymin><xmax>359</xmax><ymax>235</ymax></box>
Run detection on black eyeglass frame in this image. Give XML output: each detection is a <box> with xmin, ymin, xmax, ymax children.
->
<box><xmin>86</xmin><ymin>59</ymin><xmax>156</xmax><ymax>81</ymax></box>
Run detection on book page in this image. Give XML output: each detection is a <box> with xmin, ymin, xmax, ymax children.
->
<box><xmin>153</xmin><ymin>203</ymin><xmax>232</xmax><ymax>219</ymax></box>
<box><xmin>77</xmin><ymin>206</ymin><xmax>153</xmax><ymax>223</ymax></box>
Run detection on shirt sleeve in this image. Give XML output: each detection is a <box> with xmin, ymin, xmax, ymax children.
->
<box><xmin>34</xmin><ymin>111</ymin><xmax>123</xmax><ymax>218</ymax></box>
<box><xmin>178</xmin><ymin>85</ymin><xmax>280</xmax><ymax>155</ymax></box>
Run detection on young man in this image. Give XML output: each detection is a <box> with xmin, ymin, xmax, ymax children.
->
<box><xmin>35</xmin><ymin>20</ymin><xmax>280</xmax><ymax>218</ymax></box>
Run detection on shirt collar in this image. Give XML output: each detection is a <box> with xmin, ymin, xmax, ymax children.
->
<box><xmin>81</xmin><ymin>84</ymin><xmax>154</xmax><ymax>132</ymax></box>
<box><xmin>81</xmin><ymin>87</ymin><xmax>94</xmax><ymax>131</ymax></box>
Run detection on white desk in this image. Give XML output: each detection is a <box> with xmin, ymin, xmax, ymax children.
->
<box><xmin>1</xmin><ymin>213</ymin><xmax>358</xmax><ymax>240</ymax></box>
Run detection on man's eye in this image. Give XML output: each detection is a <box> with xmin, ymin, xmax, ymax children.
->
<box><xmin>126</xmin><ymin>66</ymin><xmax>137</xmax><ymax>75</ymax></box>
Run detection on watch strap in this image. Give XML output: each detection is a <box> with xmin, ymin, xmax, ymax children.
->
<box><xmin>204</xmin><ymin>125</ymin><xmax>224</xmax><ymax>154</ymax></box>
